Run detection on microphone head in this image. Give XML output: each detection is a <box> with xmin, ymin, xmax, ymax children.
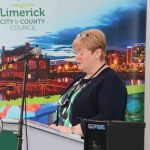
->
<box><xmin>31</xmin><ymin>47</ymin><xmax>41</xmax><ymax>56</ymax></box>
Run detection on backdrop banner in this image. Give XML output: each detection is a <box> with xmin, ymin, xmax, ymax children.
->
<box><xmin>0</xmin><ymin>0</ymin><xmax>147</xmax><ymax>124</ymax></box>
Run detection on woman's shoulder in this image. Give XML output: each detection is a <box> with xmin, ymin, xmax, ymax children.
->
<box><xmin>97</xmin><ymin>67</ymin><xmax>124</xmax><ymax>83</ymax></box>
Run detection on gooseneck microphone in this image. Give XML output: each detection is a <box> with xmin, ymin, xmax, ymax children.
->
<box><xmin>7</xmin><ymin>47</ymin><xmax>41</xmax><ymax>64</ymax></box>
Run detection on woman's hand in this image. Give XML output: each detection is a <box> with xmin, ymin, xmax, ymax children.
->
<box><xmin>50</xmin><ymin>124</ymin><xmax>72</xmax><ymax>134</ymax></box>
<box><xmin>49</xmin><ymin>124</ymin><xmax>57</xmax><ymax>128</ymax></box>
<box><xmin>49</xmin><ymin>124</ymin><xmax>83</xmax><ymax>137</ymax></box>
<box><xmin>73</xmin><ymin>124</ymin><xmax>83</xmax><ymax>137</ymax></box>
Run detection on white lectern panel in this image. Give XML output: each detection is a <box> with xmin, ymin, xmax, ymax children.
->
<box><xmin>2</xmin><ymin>119</ymin><xmax>84</xmax><ymax>150</ymax></box>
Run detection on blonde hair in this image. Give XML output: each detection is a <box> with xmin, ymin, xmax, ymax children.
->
<box><xmin>72</xmin><ymin>29</ymin><xmax>106</xmax><ymax>53</ymax></box>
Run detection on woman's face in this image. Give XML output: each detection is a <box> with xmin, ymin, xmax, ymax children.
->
<box><xmin>75</xmin><ymin>48</ymin><xmax>99</xmax><ymax>73</ymax></box>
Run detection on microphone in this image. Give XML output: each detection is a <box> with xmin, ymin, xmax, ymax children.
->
<box><xmin>7</xmin><ymin>47</ymin><xmax>41</xmax><ymax>64</ymax></box>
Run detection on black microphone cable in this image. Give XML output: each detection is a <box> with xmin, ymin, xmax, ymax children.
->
<box><xmin>24</xmin><ymin>97</ymin><xmax>29</xmax><ymax>150</ymax></box>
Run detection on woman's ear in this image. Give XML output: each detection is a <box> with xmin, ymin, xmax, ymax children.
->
<box><xmin>95</xmin><ymin>48</ymin><xmax>103</xmax><ymax>58</ymax></box>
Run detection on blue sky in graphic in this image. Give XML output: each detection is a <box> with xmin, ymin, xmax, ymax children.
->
<box><xmin>0</xmin><ymin>0</ymin><xmax>147</xmax><ymax>60</ymax></box>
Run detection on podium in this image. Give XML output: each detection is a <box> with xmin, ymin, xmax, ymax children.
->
<box><xmin>1</xmin><ymin>119</ymin><xmax>84</xmax><ymax>150</ymax></box>
<box><xmin>1</xmin><ymin>119</ymin><xmax>145</xmax><ymax>150</ymax></box>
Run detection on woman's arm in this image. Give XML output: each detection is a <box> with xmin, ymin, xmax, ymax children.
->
<box><xmin>93</xmin><ymin>74</ymin><xmax>127</xmax><ymax>121</ymax></box>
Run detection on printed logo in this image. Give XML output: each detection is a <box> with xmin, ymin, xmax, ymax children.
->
<box><xmin>0</xmin><ymin>1</ymin><xmax>46</xmax><ymax>31</ymax></box>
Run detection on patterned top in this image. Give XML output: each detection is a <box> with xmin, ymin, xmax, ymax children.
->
<box><xmin>57</xmin><ymin>78</ymin><xmax>91</xmax><ymax>127</ymax></box>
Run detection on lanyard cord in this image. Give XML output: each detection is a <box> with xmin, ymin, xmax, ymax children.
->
<box><xmin>86</xmin><ymin>62</ymin><xmax>106</xmax><ymax>79</ymax></box>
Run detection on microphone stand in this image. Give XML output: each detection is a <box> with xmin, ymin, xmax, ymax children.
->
<box><xmin>17</xmin><ymin>58</ymin><xmax>28</xmax><ymax>150</ymax></box>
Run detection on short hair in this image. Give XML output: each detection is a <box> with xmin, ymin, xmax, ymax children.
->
<box><xmin>72</xmin><ymin>29</ymin><xmax>106</xmax><ymax>53</ymax></box>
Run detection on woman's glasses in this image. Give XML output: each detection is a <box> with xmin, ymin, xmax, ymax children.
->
<box><xmin>77</xmin><ymin>33</ymin><xmax>90</xmax><ymax>38</ymax></box>
<box><xmin>74</xmin><ymin>50</ymin><xmax>87</xmax><ymax>56</ymax></box>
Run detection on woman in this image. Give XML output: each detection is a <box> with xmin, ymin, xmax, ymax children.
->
<box><xmin>50</xmin><ymin>29</ymin><xmax>127</xmax><ymax>137</ymax></box>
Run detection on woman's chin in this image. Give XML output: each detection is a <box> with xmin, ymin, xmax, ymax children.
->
<box><xmin>77</xmin><ymin>67</ymin><xmax>84</xmax><ymax>72</ymax></box>
<box><xmin>77</xmin><ymin>66</ymin><xmax>82</xmax><ymax>70</ymax></box>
